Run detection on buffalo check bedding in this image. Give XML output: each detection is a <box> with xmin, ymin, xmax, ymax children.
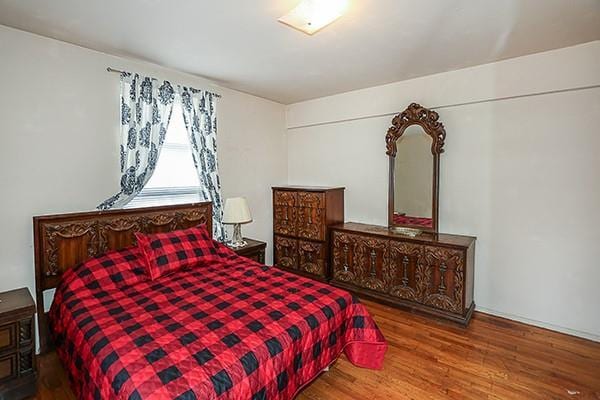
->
<box><xmin>49</xmin><ymin>240</ymin><xmax>387</xmax><ymax>400</ymax></box>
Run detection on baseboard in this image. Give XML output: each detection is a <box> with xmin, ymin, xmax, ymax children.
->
<box><xmin>475</xmin><ymin>306</ymin><xmax>600</xmax><ymax>343</ymax></box>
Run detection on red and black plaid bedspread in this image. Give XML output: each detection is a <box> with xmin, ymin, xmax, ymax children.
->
<box><xmin>49</xmin><ymin>243</ymin><xmax>387</xmax><ymax>400</ymax></box>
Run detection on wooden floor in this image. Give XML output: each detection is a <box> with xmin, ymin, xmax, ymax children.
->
<box><xmin>33</xmin><ymin>300</ymin><xmax>600</xmax><ymax>400</ymax></box>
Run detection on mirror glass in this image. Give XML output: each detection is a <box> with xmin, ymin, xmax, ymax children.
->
<box><xmin>392</xmin><ymin>125</ymin><xmax>433</xmax><ymax>228</ymax></box>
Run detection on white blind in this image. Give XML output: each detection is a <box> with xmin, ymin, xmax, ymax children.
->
<box><xmin>126</xmin><ymin>99</ymin><xmax>202</xmax><ymax>209</ymax></box>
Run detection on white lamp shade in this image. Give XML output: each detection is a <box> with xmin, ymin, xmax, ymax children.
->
<box><xmin>222</xmin><ymin>197</ymin><xmax>252</xmax><ymax>224</ymax></box>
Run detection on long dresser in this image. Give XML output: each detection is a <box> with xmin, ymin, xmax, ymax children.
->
<box><xmin>329</xmin><ymin>223</ymin><xmax>476</xmax><ymax>325</ymax></box>
<box><xmin>272</xmin><ymin>186</ymin><xmax>344</xmax><ymax>281</ymax></box>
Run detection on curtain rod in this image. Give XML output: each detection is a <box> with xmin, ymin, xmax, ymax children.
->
<box><xmin>106</xmin><ymin>67</ymin><xmax>222</xmax><ymax>98</ymax></box>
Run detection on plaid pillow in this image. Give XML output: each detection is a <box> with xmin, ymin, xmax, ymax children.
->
<box><xmin>135</xmin><ymin>225</ymin><xmax>217</xmax><ymax>280</ymax></box>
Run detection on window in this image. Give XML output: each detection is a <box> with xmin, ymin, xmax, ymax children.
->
<box><xmin>126</xmin><ymin>98</ymin><xmax>202</xmax><ymax>208</ymax></box>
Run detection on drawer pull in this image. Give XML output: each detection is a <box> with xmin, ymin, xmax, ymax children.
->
<box><xmin>369</xmin><ymin>249</ymin><xmax>377</xmax><ymax>277</ymax></box>
<box><xmin>438</xmin><ymin>263</ymin><xmax>447</xmax><ymax>294</ymax></box>
<box><xmin>343</xmin><ymin>244</ymin><xmax>349</xmax><ymax>272</ymax></box>
<box><xmin>401</xmin><ymin>256</ymin><xmax>409</xmax><ymax>286</ymax></box>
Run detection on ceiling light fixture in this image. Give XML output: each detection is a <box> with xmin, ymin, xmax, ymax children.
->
<box><xmin>278</xmin><ymin>0</ymin><xmax>349</xmax><ymax>35</ymax></box>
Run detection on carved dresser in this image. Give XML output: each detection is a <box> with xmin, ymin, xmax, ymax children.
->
<box><xmin>272</xmin><ymin>186</ymin><xmax>344</xmax><ymax>280</ymax></box>
<box><xmin>330</xmin><ymin>223</ymin><xmax>475</xmax><ymax>325</ymax></box>
<box><xmin>328</xmin><ymin>103</ymin><xmax>476</xmax><ymax>326</ymax></box>
<box><xmin>323</xmin><ymin>103</ymin><xmax>477</xmax><ymax>325</ymax></box>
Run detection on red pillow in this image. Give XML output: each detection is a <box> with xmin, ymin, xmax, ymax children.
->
<box><xmin>135</xmin><ymin>225</ymin><xmax>217</xmax><ymax>280</ymax></box>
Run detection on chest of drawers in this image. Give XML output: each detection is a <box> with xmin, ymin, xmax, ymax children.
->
<box><xmin>272</xmin><ymin>186</ymin><xmax>344</xmax><ymax>280</ymax></box>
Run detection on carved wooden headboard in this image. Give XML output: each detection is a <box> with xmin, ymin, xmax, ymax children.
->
<box><xmin>33</xmin><ymin>202</ymin><xmax>212</xmax><ymax>353</ymax></box>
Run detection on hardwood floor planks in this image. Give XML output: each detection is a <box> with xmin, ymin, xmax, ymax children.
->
<box><xmin>33</xmin><ymin>299</ymin><xmax>600</xmax><ymax>399</ymax></box>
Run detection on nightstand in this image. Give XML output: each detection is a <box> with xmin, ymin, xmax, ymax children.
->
<box><xmin>229</xmin><ymin>238</ymin><xmax>267</xmax><ymax>264</ymax></box>
<box><xmin>0</xmin><ymin>288</ymin><xmax>36</xmax><ymax>400</ymax></box>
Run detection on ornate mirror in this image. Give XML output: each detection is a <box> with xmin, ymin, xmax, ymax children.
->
<box><xmin>386</xmin><ymin>103</ymin><xmax>446</xmax><ymax>234</ymax></box>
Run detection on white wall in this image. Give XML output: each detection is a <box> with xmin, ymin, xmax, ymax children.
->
<box><xmin>287</xmin><ymin>41</ymin><xmax>600</xmax><ymax>341</ymax></box>
<box><xmin>0</xmin><ymin>25</ymin><xmax>287</xmax><ymax>311</ymax></box>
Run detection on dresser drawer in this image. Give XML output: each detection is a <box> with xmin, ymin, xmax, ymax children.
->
<box><xmin>297</xmin><ymin>191</ymin><xmax>325</xmax><ymax>209</ymax></box>
<box><xmin>352</xmin><ymin>235</ymin><xmax>389</xmax><ymax>292</ymax></box>
<box><xmin>296</xmin><ymin>207</ymin><xmax>325</xmax><ymax>241</ymax></box>
<box><xmin>274</xmin><ymin>205</ymin><xmax>297</xmax><ymax>236</ymax></box>
<box><xmin>387</xmin><ymin>241</ymin><xmax>422</xmax><ymax>302</ymax></box>
<box><xmin>331</xmin><ymin>231</ymin><xmax>359</xmax><ymax>284</ymax></box>
<box><xmin>421</xmin><ymin>245</ymin><xmax>465</xmax><ymax>314</ymax></box>
<box><xmin>273</xmin><ymin>190</ymin><xmax>297</xmax><ymax>206</ymax></box>
<box><xmin>0</xmin><ymin>323</ymin><xmax>16</xmax><ymax>353</ymax></box>
<box><xmin>274</xmin><ymin>235</ymin><xmax>298</xmax><ymax>270</ymax></box>
<box><xmin>0</xmin><ymin>353</ymin><xmax>17</xmax><ymax>383</ymax></box>
<box><xmin>298</xmin><ymin>240</ymin><xmax>326</xmax><ymax>278</ymax></box>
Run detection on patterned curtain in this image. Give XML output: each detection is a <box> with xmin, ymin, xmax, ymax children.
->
<box><xmin>180</xmin><ymin>87</ymin><xmax>226</xmax><ymax>242</ymax></box>
<box><xmin>98</xmin><ymin>73</ymin><xmax>175</xmax><ymax>210</ymax></box>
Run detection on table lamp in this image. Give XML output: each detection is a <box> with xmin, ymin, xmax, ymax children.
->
<box><xmin>223</xmin><ymin>197</ymin><xmax>252</xmax><ymax>248</ymax></box>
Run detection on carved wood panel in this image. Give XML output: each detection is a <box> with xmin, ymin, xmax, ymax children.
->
<box><xmin>177</xmin><ymin>207</ymin><xmax>210</xmax><ymax>229</ymax></box>
<box><xmin>297</xmin><ymin>191</ymin><xmax>325</xmax><ymax>209</ymax></box>
<box><xmin>43</xmin><ymin>220</ymin><xmax>98</xmax><ymax>277</ymax></box>
<box><xmin>19</xmin><ymin>349</ymin><xmax>34</xmax><ymax>374</ymax></box>
<box><xmin>273</xmin><ymin>190</ymin><xmax>297</xmax><ymax>207</ymax></box>
<box><xmin>18</xmin><ymin>319</ymin><xmax>32</xmax><ymax>346</ymax></box>
<box><xmin>331</xmin><ymin>232</ymin><xmax>359</xmax><ymax>284</ymax></box>
<box><xmin>296</xmin><ymin>207</ymin><xmax>325</xmax><ymax>241</ymax></box>
<box><xmin>386</xmin><ymin>241</ymin><xmax>424</xmax><ymax>302</ymax></box>
<box><xmin>143</xmin><ymin>212</ymin><xmax>178</xmax><ymax>233</ymax></box>
<box><xmin>274</xmin><ymin>235</ymin><xmax>298</xmax><ymax>270</ymax></box>
<box><xmin>273</xmin><ymin>191</ymin><xmax>298</xmax><ymax>236</ymax></box>
<box><xmin>353</xmin><ymin>236</ymin><xmax>389</xmax><ymax>291</ymax></box>
<box><xmin>274</xmin><ymin>205</ymin><xmax>297</xmax><ymax>236</ymax></box>
<box><xmin>98</xmin><ymin>218</ymin><xmax>141</xmax><ymax>253</ymax></box>
<box><xmin>421</xmin><ymin>245</ymin><xmax>464</xmax><ymax>313</ymax></box>
<box><xmin>298</xmin><ymin>240</ymin><xmax>325</xmax><ymax>277</ymax></box>
<box><xmin>386</xmin><ymin>102</ymin><xmax>446</xmax><ymax>157</ymax></box>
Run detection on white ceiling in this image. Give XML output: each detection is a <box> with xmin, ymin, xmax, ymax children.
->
<box><xmin>0</xmin><ymin>0</ymin><xmax>599</xmax><ymax>104</ymax></box>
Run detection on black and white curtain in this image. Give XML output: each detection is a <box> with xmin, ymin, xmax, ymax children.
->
<box><xmin>98</xmin><ymin>72</ymin><xmax>225</xmax><ymax>241</ymax></box>
<box><xmin>180</xmin><ymin>87</ymin><xmax>225</xmax><ymax>241</ymax></box>
<box><xmin>98</xmin><ymin>73</ymin><xmax>175</xmax><ymax>210</ymax></box>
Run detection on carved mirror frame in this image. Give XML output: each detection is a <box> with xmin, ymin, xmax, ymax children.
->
<box><xmin>386</xmin><ymin>103</ymin><xmax>446</xmax><ymax>233</ymax></box>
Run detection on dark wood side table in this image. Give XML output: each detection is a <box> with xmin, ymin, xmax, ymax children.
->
<box><xmin>228</xmin><ymin>238</ymin><xmax>267</xmax><ymax>264</ymax></box>
<box><xmin>0</xmin><ymin>288</ymin><xmax>36</xmax><ymax>400</ymax></box>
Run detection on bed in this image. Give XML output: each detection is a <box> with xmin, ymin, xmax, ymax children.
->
<box><xmin>34</xmin><ymin>203</ymin><xmax>387</xmax><ymax>399</ymax></box>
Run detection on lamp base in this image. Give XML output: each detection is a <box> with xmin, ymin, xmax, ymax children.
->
<box><xmin>228</xmin><ymin>224</ymin><xmax>247</xmax><ymax>249</ymax></box>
